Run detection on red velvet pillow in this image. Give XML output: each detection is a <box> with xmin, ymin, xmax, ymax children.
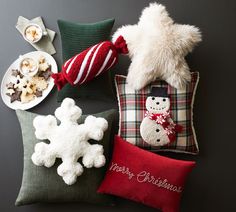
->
<box><xmin>98</xmin><ymin>136</ymin><xmax>195</xmax><ymax>212</ymax></box>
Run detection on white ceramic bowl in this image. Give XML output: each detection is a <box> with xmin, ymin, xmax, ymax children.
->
<box><xmin>23</xmin><ymin>23</ymin><xmax>47</xmax><ymax>44</ymax></box>
<box><xmin>19</xmin><ymin>56</ymin><xmax>39</xmax><ymax>77</ymax></box>
<box><xmin>1</xmin><ymin>51</ymin><xmax>58</xmax><ymax>110</ymax></box>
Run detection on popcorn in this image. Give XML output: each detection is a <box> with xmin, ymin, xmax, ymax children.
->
<box><xmin>20</xmin><ymin>58</ymin><xmax>38</xmax><ymax>75</ymax></box>
<box><xmin>25</xmin><ymin>25</ymin><xmax>41</xmax><ymax>42</ymax></box>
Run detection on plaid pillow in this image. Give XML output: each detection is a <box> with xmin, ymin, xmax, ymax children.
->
<box><xmin>115</xmin><ymin>72</ymin><xmax>199</xmax><ymax>154</ymax></box>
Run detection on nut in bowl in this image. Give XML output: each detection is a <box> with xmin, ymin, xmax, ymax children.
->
<box><xmin>19</xmin><ymin>57</ymin><xmax>39</xmax><ymax>77</ymax></box>
<box><xmin>23</xmin><ymin>23</ymin><xmax>47</xmax><ymax>43</ymax></box>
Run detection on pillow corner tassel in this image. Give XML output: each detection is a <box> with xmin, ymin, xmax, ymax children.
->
<box><xmin>114</xmin><ymin>35</ymin><xmax>128</xmax><ymax>55</ymax></box>
<box><xmin>51</xmin><ymin>72</ymin><xmax>68</xmax><ymax>91</ymax></box>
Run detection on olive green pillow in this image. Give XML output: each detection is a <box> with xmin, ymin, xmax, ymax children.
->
<box><xmin>15</xmin><ymin>109</ymin><xmax>116</xmax><ymax>206</ymax></box>
<box><xmin>57</xmin><ymin>19</ymin><xmax>115</xmax><ymax>102</ymax></box>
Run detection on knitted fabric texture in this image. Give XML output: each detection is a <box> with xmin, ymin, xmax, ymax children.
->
<box><xmin>52</xmin><ymin>36</ymin><xmax>128</xmax><ymax>90</ymax></box>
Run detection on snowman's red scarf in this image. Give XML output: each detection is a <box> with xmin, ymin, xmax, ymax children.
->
<box><xmin>145</xmin><ymin>110</ymin><xmax>183</xmax><ymax>142</ymax></box>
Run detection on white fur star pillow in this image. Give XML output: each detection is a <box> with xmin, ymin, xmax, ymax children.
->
<box><xmin>113</xmin><ymin>2</ymin><xmax>202</xmax><ymax>90</ymax></box>
<box><xmin>31</xmin><ymin>98</ymin><xmax>108</xmax><ymax>185</ymax></box>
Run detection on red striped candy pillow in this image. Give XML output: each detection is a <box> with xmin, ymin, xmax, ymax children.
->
<box><xmin>52</xmin><ymin>36</ymin><xmax>128</xmax><ymax>90</ymax></box>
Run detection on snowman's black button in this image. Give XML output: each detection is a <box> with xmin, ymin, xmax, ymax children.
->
<box><xmin>156</xmin><ymin>129</ymin><xmax>160</xmax><ymax>132</ymax></box>
<box><xmin>152</xmin><ymin>97</ymin><xmax>155</xmax><ymax>100</ymax></box>
<box><xmin>157</xmin><ymin>139</ymin><xmax>160</xmax><ymax>142</ymax></box>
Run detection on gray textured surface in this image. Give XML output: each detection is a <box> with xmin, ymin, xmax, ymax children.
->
<box><xmin>0</xmin><ymin>0</ymin><xmax>235</xmax><ymax>211</ymax></box>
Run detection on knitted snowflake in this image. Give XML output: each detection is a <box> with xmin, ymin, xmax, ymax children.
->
<box><xmin>31</xmin><ymin>98</ymin><xmax>108</xmax><ymax>185</ymax></box>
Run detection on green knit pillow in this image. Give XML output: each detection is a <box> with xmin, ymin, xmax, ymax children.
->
<box><xmin>57</xmin><ymin>19</ymin><xmax>115</xmax><ymax>102</ymax></box>
<box><xmin>15</xmin><ymin>109</ymin><xmax>117</xmax><ymax>206</ymax></box>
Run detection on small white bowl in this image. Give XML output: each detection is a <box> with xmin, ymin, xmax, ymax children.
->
<box><xmin>19</xmin><ymin>56</ymin><xmax>39</xmax><ymax>77</ymax></box>
<box><xmin>23</xmin><ymin>23</ymin><xmax>47</xmax><ymax>44</ymax></box>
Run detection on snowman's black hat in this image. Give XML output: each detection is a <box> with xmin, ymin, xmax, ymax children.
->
<box><xmin>150</xmin><ymin>87</ymin><xmax>168</xmax><ymax>97</ymax></box>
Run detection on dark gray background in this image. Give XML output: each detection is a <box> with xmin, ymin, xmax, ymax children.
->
<box><xmin>0</xmin><ymin>0</ymin><xmax>235</xmax><ymax>211</ymax></box>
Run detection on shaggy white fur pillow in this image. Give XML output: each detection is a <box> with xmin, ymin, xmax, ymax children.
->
<box><xmin>113</xmin><ymin>2</ymin><xmax>202</xmax><ymax>90</ymax></box>
<box><xmin>31</xmin><ymin>98</ymin><xmax>108</xmax><ymax>185</ymax></box>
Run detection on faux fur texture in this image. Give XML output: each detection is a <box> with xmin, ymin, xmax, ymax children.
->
<box><xmin>112</xmin><ymin>2</ymin><xmax>202</xmax><ymax>90</ymax></box>
<box><xmin>31</xmin><ymin>98</ymin><xmax>108</xmax><ymax>185</ymax></box>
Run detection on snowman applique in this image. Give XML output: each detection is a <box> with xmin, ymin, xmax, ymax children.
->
<box><xmin>140</xmin><ymin>87</ymin><xmax>182</xmax><ymax>146</ymax></box>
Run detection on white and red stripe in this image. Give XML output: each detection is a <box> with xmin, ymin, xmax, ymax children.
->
<box><xmin>64</xmin><ymin>41</ymin><xmax>117</xmax><ymax>85</ymax></box>
<box><xmin>52</xmin><ymin>36</ymin><xmax>128</xmax><ymax>90</ymax></box>
<box><xmin>80</xmin><ymin>42</ymin><xmax>104</xmax><ymax>84</ymax></box>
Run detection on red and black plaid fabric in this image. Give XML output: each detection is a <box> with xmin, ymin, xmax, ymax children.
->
<box><xmin>115</xmin><ymin>72</ymin><xmax>199</xmax><ymax>154</ymax></box>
